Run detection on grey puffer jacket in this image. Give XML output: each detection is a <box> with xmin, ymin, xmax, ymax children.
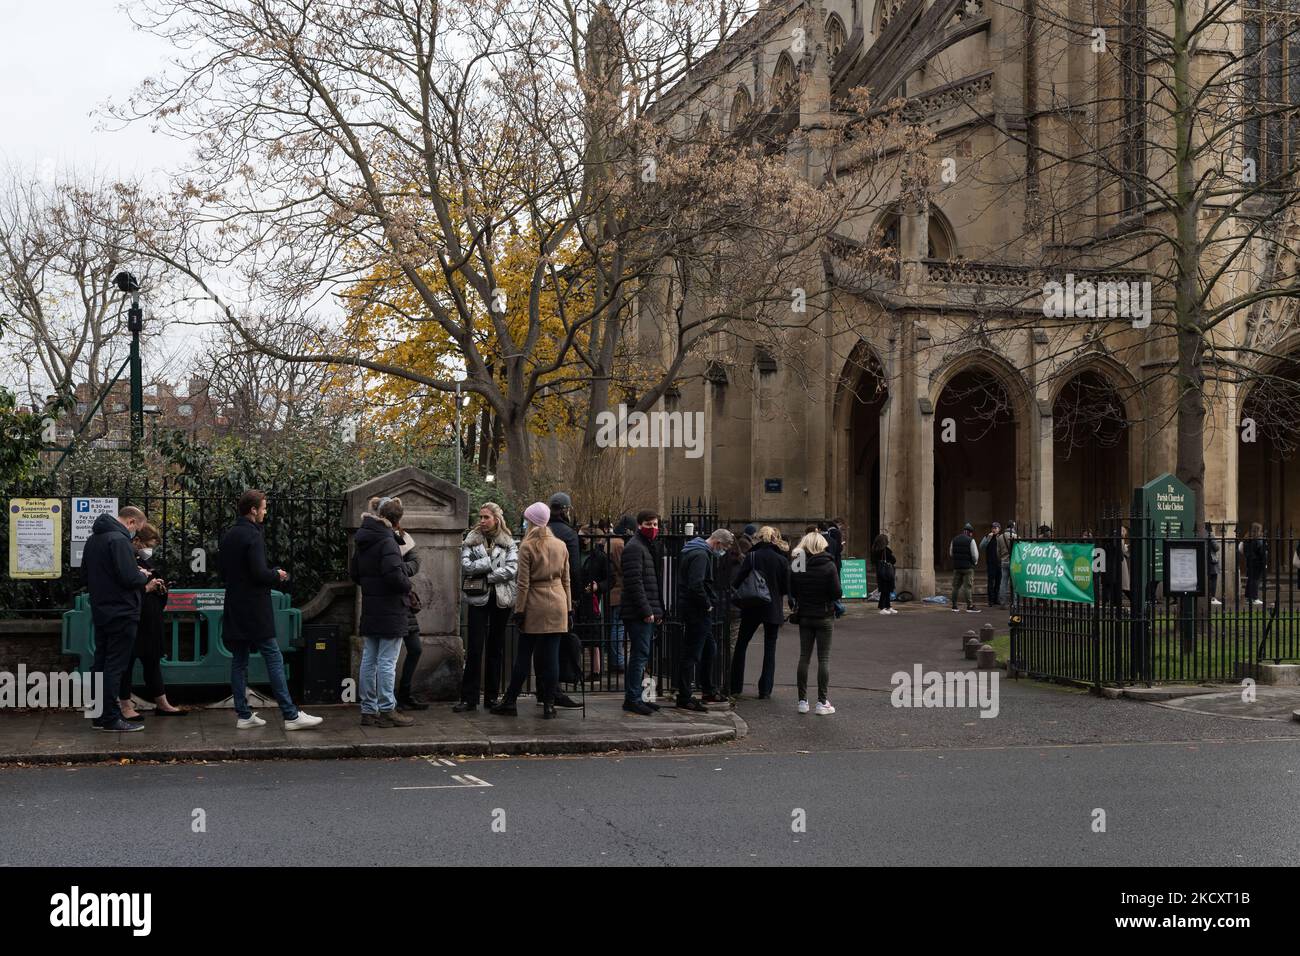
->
<box><xmin>461</xmin><ymin>529</ymin><xmax>519</xmax><ymax>609</ymax></box>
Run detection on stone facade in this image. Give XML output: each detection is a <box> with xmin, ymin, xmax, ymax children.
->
<box><xmin>628</xmin><ymin>0</ymin><xmax>1300</xmax><ymax>596</ymax></box>
<box><xmin>343</xmin><ymin>467</ymin><xmax>469</xmax><ymax>700</ymax></box>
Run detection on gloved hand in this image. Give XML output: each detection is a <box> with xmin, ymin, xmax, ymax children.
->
<box><xmin>567</xmin><ymin>611</ymin><xmax>575</xmax><ymax>633</ymax></box>
<box><xmin>512</xmin><ymin>612</ymin><xmax>526</xmax><ymax>628</ymax></box>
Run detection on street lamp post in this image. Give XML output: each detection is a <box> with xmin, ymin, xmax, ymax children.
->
<box><xmin>454</xmin><ymin>380</ymin><xmax>462</xmax><ymax>487</ymax></box>
<box><xmin>114</xmin><ymin>272</ymin><xmax>144</xmax><ymax>459</ymax></box>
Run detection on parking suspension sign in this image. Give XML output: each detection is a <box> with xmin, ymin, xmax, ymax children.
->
<box><xmin>1009</xmin><ymin>541</ymin><xmax>1094</xmax><ymax>604</ymax></box>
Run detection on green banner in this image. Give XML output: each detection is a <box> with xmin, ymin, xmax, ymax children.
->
<box><xmin>1010</xmin><ymin>541</ymin><xmax>1094</xmax><ymax>604</ymax></box>
<box><xmin>840</xmin><ymin>558</ymin><xmax>868</xmax><ymax>599</ymax></box>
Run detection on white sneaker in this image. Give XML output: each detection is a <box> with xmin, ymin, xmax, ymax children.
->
<box><xmin>889</xmin><ymin>608</ymin><xmax>900</xmax><ymax>615</ymax></box>
<box><xmin>797</xmin><ymin>699</ymin><xmax>810</xmax><ymax>714</ymax></box>
<box><xmin>284</xmin><ymin>711</ymin><xmax>323</xmax><ymax>730</ymax></box>
<box><xmin>951</xmin><ymin>608</ymin><xmax>961</xmax><ymax>613</ymax></box>
<box><xmin>1211</xmin><ymin>598</ymin><xmax>1222</xmax><ymax>606</ymax></box>
<box><xmin>814</xmin><ymin>701</ymin><xmax>836</xmax><ymax>716</ymax></box>
<box><xmin>236</xmin><ymin>713</ymin><xmax>266</xmax><ymax>729</ymax></box>
<box><xmin>879</xmin><ymin>608</ymin><xmax>891</xmax><ymax>615</ymax></box>
<box><xmin>1253</xmin><ymin>599</ymin><xmax>1264</xmax><ymax>606</ymax></box>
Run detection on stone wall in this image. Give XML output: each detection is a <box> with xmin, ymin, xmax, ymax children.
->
<box><xmin>343</xmin><ymin>467</ymin><xmax>469</xmax><ymax>701</ymax></box>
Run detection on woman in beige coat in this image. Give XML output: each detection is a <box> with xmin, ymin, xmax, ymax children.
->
<box><xmin>491</xmin><ymin>501</ymin><xmax>572</xmax><ymax>719</ymax></box>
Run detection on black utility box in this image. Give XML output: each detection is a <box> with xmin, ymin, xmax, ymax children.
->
<box><xmin>298</xmin><ymin>624</ymin><xmax>343</xmax><ymax>704</ymax></box>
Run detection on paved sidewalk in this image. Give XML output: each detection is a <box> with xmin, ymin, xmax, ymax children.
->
<box><xmin>0</xmin><ymin>696</ymin><xmax>745</xmax><ymax>765</ymax></box>
<box><xmin>1152</xmin><ymin>685</ymin><xmax>1300</xmax><ymax>722</ymax></box>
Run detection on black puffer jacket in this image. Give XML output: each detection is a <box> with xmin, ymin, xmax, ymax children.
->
<box><xmin>82</xmin><ymin>512</ymin><xmax>148</xmax><ymax>630</ymax></box>
<box><xmin>619</xmin><ymin>529</ymin><xmax>663</xmax><ymax>621</ymax></box>
<box><xmin>733</xmin><ymin>541</ymin><xmax>792</xmax><ymax>625</ymax></box>
<box><xmin>790</xmin><ymin>552</ymin><xmax>842</xmax><ymax>618</ymax></box>
<box><xmin>351</xmin><ymin>514</ymin><xmax>411</xmax><ymax>638</ymax></box>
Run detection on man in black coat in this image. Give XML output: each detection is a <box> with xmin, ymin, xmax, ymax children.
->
<box><xmin>82</xmin><ymin>506</ymin><xmax>151</xmax><ymax>730</ymax></box>
<box><xmin>218</xmin><ymin>490</ymin><xmax>321</xmax><ymax>730</ymax></box>
<box><xmin>675</xmin><ymin>528</ymin><xmax>734</xmax><ymax>710</ymax></box>
<box><xmin>620</xmin><ymin>510</ymin><xmax>664</xmax><ymax>715</ymax></box>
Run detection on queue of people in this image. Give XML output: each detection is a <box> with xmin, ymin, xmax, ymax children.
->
<box><xmin>83</xmin><ymin>491</ymin><xmax>322</xmax><ymax>733</ymax></box>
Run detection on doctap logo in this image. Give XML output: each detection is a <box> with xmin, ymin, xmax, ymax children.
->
<box><xmin>1041</xmin><ymin>273</ymin><xmax>1151</xmax><ymax>328</ymax></box>
<box><xmin>890</xmin><ymin>664</ymin><xmax>1000</xmax><ymax>718</ymax></box>
<box><xmin>0</xmin><ymin>667</ymin><xmax>103</xmax><ymax>718</ymax></box>
<box><xmin>594</xmin><ymin>404</ymin><xmax>705</xmax><ymax>459</ymax></box>
<box><xmin>50</xmin><ymin>886</ymin><xmax>151</xmax><ymax>936</ymax></box>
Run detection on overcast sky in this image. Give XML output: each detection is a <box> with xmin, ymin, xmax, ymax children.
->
<box><xmin>0</xmin><ymin>0</ymin><xmax>190</xmax><ymax>180</ymax></box>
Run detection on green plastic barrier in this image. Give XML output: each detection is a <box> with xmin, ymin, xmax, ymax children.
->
<box><xmin>61</xmin><ymin>589</ymin><xmax>301</xmax><ymax>686</ymax></box>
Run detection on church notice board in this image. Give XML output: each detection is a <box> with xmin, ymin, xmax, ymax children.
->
<box><xmin>840</xmin><ymin>558</ymin><xmax>868</xmax><ymax>599</ymax></box>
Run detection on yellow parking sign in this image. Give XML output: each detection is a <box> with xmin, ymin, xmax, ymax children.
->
<box><xmin>8</xmin><ymin>498</ymin><xmax>62</xmax><ymax>579</ymax></box>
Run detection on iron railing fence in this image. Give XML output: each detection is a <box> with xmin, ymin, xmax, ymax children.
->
<box><xmin>1009</xmin><ymin>508</ymin><xmax>1300</xmax><ymax>686</ymax></box>
<box><xmin>1</xmin><ymin>478</ymin><xmax>347</xmax><ymax>617</ymax></box>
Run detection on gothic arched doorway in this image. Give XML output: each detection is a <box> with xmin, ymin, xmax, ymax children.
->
<box><xmin>1052</xmin><ymin>370</ymin><xmax>1130</xmax><ymax>533</ymax></box>
<box><xmin>933</xmin><ymin>367</ymin><xmax>1019</xmax><ymax>571</ymax></box>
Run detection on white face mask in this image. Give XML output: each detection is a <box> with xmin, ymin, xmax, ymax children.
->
<box><xmin>139</xmin><ymin>548</ymin><xmax>154</xmax><ymax>560</ymax></box>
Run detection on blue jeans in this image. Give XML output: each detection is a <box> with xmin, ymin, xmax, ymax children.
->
<box><xmin>360</xmin><ymin>635</ymin><xmax>403</xmax><ymax>714</ymax></box>
<box><xmin>230</xmin><ymin>637</ymin><xmax>298</xmax><ymax>721</ymax></box>
<box><xmin>623</xmin><ymin>618</ymin><xmax>655</xmax><ymax>704</ymax></box>
<box><xmin>608</xmin><ymin>610</ymin><xmax>626</xmax><ymax>668</ymax></box>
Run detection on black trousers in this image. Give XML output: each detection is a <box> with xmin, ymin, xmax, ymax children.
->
<box><xmin>504</xmin><ymin>632</ymin><xmax>561</xmax><ymax>705</ymax></box>
<box><xmin>676</xmin><ymin>607</ymin><xmax>716</xmax><ymax>700</ymax></box>
<box><xmin>731</xmin><ymin>616</ymin><xmax>780</xmax><ymax>697</ymax></box>
<box><xmin>986</xmin><ymin>564</ymin><xmax>1002</xmax><ymax>605</ymax></box>
<box><xmin>462</xmin><ymin>601</ymin><xmax>509</xmax><ymax>704</ymax></box>
<box><xmin>118</xmin><ymin>644</ymin><xmax>166</xmax><ymax>701</ymax></box>
<box><xmin>398</xmin><ymin>619</ymin><xmax>422</xmax><ymax>701</ymax></box>
<box><xmin>93</xmin><ymin>621</ymin><xmax>136</xmax><ymax>725</ymax></box>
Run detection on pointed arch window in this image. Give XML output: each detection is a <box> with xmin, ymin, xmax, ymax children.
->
<box><xmin>826</xmin><ymin>14</ymin><xmax>847</xmax><ymax>64</ymax></box>
<box><xmin>771</xmin><ymin>52</ymin><xmax>797</xmax><ymax>106</ymax></box>
<box><xmin>1245</xmin><ymin>0</ymin><xmax>1300</xmax><ymax>188</ymax></box>
<box><xmin>1119</xmin><ymin>0</ymin><xmax>1147</xmax><ymax>212</ymax></box>
<box><xmin>730</xmin><ymin>86</ymin><xmax>752</xmax><ymax>130</ymax></box>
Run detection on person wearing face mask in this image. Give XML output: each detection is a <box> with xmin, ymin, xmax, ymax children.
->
<box><xmin>119</xmin><ymin>523</ymin><xmax>185</xmax><ymax>720</ymax></box>
<box><xmin>675</xmin><ymin>528</ymin><xmax>734</xmax><ymax>711</ymax></box>
<box><xmin>620</xmin><ymin>510</ymin><xmax>664</xmax><ymax>715</ymax></box>
<box><xmin>82</xmin><ymin>505</ymin><xmax>152</xmax><ymax>731</ymax></box>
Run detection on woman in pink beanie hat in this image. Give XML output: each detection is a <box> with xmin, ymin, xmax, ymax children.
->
<box><xmin>492</xmin><ymin>501</ymin><xmax>571</xmax><ymax>718</ymax></box>
<box><xmin>523</xmin><ymin>501</ymin><xmax>550</xmax><ymax>528</ymax></box>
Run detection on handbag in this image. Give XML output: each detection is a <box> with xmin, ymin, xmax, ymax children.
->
<box><xmin>732</xmin><ymin>556</ymin><xmax>772</xmax><ymax>610</ymax></box>
<box><xmin>462</xmin><ymin>575</ymin><xmax>489</xmax><ymax>596</ymax></box>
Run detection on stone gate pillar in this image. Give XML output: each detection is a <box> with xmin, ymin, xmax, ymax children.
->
<box><xmin>344</xmin><ymin>467</ymin><xmax>469</xmax><ymax>700</ymax></box>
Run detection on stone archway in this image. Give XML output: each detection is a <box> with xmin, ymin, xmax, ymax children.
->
<box><xmin>834</xmin><ymin>341</ymin><xmax>890</xmax><ymax>556</ymax></box>
<box><xmin>1051</xmin><ymin>369</ymin><xmax>1131</xmax><ymax>533</ymax></box>
<box><xmin>1238</xmin><ymin>352</ymin><xmax>1300</xmax><ymax>533</ymax></box>
<box><xmin>931</xmin><ymin>355</ymin><xmax>1030</xmax><ymax>572</ymax></box>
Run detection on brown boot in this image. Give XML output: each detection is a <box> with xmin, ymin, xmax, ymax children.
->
<box><xmin>361</xmin><ymin>713</ymin><xmax>380</xmax><ymax>726</ymax></box>
<box><xmin>377</xmin><ymin>710</ymin><xmax>415</xmax><ymax>727</ymax></box>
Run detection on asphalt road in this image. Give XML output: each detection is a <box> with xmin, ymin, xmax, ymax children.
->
<box><xmin>3</xmin><ymin>737</ymin><xmax>1298</xmax><ymax>866</ymax></box>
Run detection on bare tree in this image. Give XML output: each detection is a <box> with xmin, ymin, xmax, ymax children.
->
<box><xmin>113</xmin><ymin>0</ymin><xmax>913</xmax><ymax>496</ymax></box>
<box><xmin>0</xmin><ymin>173</ymin><xmax>169</xmax><ymax>437</ymax></box>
